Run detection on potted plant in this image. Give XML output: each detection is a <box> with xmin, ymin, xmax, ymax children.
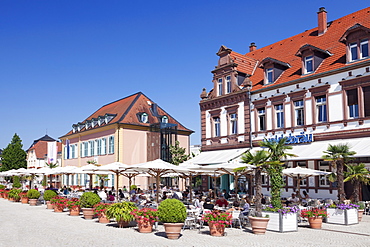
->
<box><xmin>93</xmin><ymin>202</ymin><xmax>111</xmax><ymax>223</ymax></box>
<box><xmin>105</xmin><ymin>202</ymin><xmax>137</xmax><ymax>228</ymax></box>
<box><xmin>202</xmin><ymin>210</ymin><xmax>232</xmax><ymax>237</ymax></box>
<box><xmin>325</xmin><ymin>203</ymin><xmax>359</xmax><ymax>225</ymax></box>
<box><xmin>8</xmin><ymin>189</ymin><xmax>22</xmax><ymax>202</ymax></box>
<box><xmin>158</xmin><ymin>199</ymin><xmax>187</xmax><ymax>240</ymax></box>
<box><xmin>131</xmin><ymin>208</ymin><xmax>158</xmax><ymax>233</ymax></box>
<box><xmin>261</xmin><ymin>204</ymin><xmax>299</xmax><ymax>232</ymax></box>
<box><xmin>27</xmin><ymin>189</ymin><xmax>40</xmax><ymax>206</ymax></box>
<box><xmin>80</xmin><ymin>192</ymin><xmax>101</xmax><ymax>219</ymax></box>
<box><xmin>44</xmin><ymin>190</ymin><xmax>58</xmax><ymax>209</ymax></box>
<box><xmin>66</xmin><ymin>198</ymin><xmax>81</xmax><ymax>216</ymax></box>
<box><xmin>300</xmin><ymin>208</ymin><xmax>328</xmax><ymax>229</ymax></box>
<box><xmin>19</xmin><ymin>191</ymin><xmax>29</xmax><ymax>204</ymax></box>
<box><xmin>356</xmin><ymin>202</ymin><xmax>366</xmax><ymax>222</ymax></box>
<box><xmin>0</xmin><ymin>185</ymin><xmax>6</xmax><ymax>198</ymax></box>
<box><xmin>50</xmin><ymin>196</ymin><xmax>68</xmax><ymax>212</ymax></box>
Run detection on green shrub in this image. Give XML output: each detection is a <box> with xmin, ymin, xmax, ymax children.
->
<box><xmin>0</xmin><ymin>185</ymin><xmax>6</xmax><ymax>189</ymax></box>
<box><xmin>43</xmin><ymin>190</ymin><xmax>58</xmax><ymax>201</ymax></box>
<box><xmin>8</xmin><ymin>189</ymin><xmax>22</xmax><ymax>200</ymax></box>
<box><xmin>27</xmin><ymin>189</ymin><xmax>41</xmax><ymax>199</ymax></box>
<box><xmin>12</xmin><ymin>176</ymin><xmax>22</xmax><ymax>188</ymax></box>
<box><xmin>105</xmin><ymin>201</ymin><xmax>137</xmax><ymax>222</ymax></box>
<box><xmin>80</xmin><ymin>192</ymin><xmax>101</xmax><ymax>208</ymax></box>
<box><xmin>130</xmin><ymin>185</ymin><xmax>137</xmax><ymax>191</ymax></box>
<box><xmin>158</xmin><ymin>199</ymin><xmax>186</xmax><ymax>223</ymax></box>
<box><xmin>42</xmin><ymin>177</ymin><xmax>47</xmax><ymax>187</ymax></box>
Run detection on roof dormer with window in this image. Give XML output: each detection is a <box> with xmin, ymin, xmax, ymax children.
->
<box><xmin>295</xmin><ymin>44</ymin><xmax>332</xmax><ymax>75</ymax></box>
<box><xmin>259</xmin><ymin>57</ymin><xmax>290</xmax><ymax>85</ymax></box>
<box><xmin>339</xmin><ymin>24</ymin><xmax>370</xmax><ymax>63</ymax></box>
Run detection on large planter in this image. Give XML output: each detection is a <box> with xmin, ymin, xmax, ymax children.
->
<box><xmin>163</xmin><ymin>223</ymin><xmax>184</xmax><ymax>240</ymax></box>
<box><xmin>69</xmin><ymin>207</ymin><xmax>81</xmax><ymax>216</ymax></box>
<box><xmin>358</xmin><ymin>209</ymin><xmax>364</xmax><ymax>222</ymax></box>
<box><xmin>46</xmin><ymin>201</ymin><xmax>54</xmax><ymax>210</ymax></box>
<box><xmin>29</xmin><ymin>199</ymin><xmax>38</xmax><ymax>206</ymax></box>
<box><xmin>326</xmin><ymin>208</ymin><xmax>358</xmax><ymax>225</ymax></box>
<box><xmin>21</xmin><ymin>197</ymin><xmax>29</xmax><ymax>204</ymax></box>
<box><xmin>53</xmin><ymin>205</ymin><xmax>64</xmax><ymax>213</ymax></box>
<box><xmin>137</xmin><ymin>220</ymin><xmax>154</xmax><ymax>233</ymax></box>
<box><xmin>308</xmin><ymin>217</ymin><xmax>323</xmax><ymax>229</ymax></box>
<box><xmin>98</xmin><ymin>214</ymin><xmax>110</xmax><ymax>224</ymax></box>
<box><xmin>249</xmin><ymin>216</ymin><xmax>270</xmax><ymax>235</ymax></box>
<box><xmin>82</xmin><ymin>208</ymin><xmax>95</xmax><ymax>220</ymax></box>
<box><xmin>262</xmin><ymin>212</ymin><xmax>298</xmax><ymax>232</ymax></box>
<box><xmin>208</xmin><ymin>222</ymin><xmax>225</xmax><ymax>237</ymax></box>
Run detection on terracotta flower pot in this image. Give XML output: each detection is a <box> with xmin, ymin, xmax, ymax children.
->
<box><xmin>46</xmin><ymin>201</ymin><xmax>54</xmax><ymax>209</ymax></box>
<box><xmin>163</xmin><ymin>223</ymin><xmax>184</xmax><ymax>240</ymax></box>
<box><xmin>249</xmin><ymin>216</ymin><xmax>270</xmax><ymax>235</ymax></box>
<box><xmin>117</xmin><ymin>220</ymin><xmax>130</xmax><ymax>228</ymax></box>
<box><xmin>9</xmin><ymin>197</ymin><xmax>14</xmax><ymax>202</ymax></box>
<box><xmin>29</xmin><ymin>199</ymin><xmax>38</xmax><ymax>206</ymax></box>
<box><xmin>358</xmin><ymin>209</ymin><xmax>364</xmax><ymax>222</ymax></box>
<box><xmin>208</xmin><ymin>222</ymin><xmax>225</xmax><ymax>237</ymax></box>
<box><xmin>137</xmin><ymin>220</ymin><xmax>154</xmax><ymax>233</ymax></box>
<box><xmin>98</xmin><ymin>214</ymin><xmax>110</xmax><ymax>224</ymax></box>
<box><xmin>308</xmin><ymin>216</ymin><xmax>323</xmax><ymax>229</ymax></box>
<box><xmin>82</xmin><ymin>208</ymin><xmax>95</xmax><ymax>220</ymax></box>
<box><xmin>54</xmin><ymin>205</ymin><xmax>64</xmax><ymax>213</ymax></box>
<box><xmin>21</xmin><ymin>197</ymin><xmax>29</xmax><ymax>204</ymax></box>
<box><xmin>69</xmin><ymin>207</ymin><xmax>81</xmax><ymax>216</ymax></box>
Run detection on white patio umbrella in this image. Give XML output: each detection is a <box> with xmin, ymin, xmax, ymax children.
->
<box><xmin>81</xmin><ymin>164</ymin><xmax>101</xmax><ymax>189</ymax></box>
<box><xmin>283</xmin><ymin>167</ymin><xmax>331</xmax><ymax>198</ymax></box>
<box><xmin>128</xmin><ymin>159</ymin><xmax>189</xmax><ymax>203</ymax></box>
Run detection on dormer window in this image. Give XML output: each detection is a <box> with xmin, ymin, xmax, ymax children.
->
<box><xmin>296</xmin><ymin>44</ymin><xmax>331</xmax><ymax>75</ymax></box>
<box><xmin>140</xmin><ymin>113</ymin><xmax>148</xmax><ymax>123</ymax></box>
<box><xmin>161</xmin><ymin>116</ymin><xmax>168</xmax><ymax>123</ymax></box>
<box><xmin>339</xmin><ymin>24</ymin><xmax>370</xmax><ymax>63</ymax></box>
<box><xmin>217</xmin><ymin>78</ymin><xmax>223</xmax><ymax>96</ymax></box>
<box><xmin>260</xmin><ymin>57</ymin><xmax>290</xmax><ymax>85</ymax></box>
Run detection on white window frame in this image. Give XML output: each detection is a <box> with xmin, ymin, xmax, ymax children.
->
<box><xmin>349</xmin><ymin>42</ymin><xmax>358</xmax><ymax>61</ymax></box>
<box><xmin>108</xmin><ymin>136</ymin><xmax>115</xmax><ymax>154</ymax></box>
<box><xmin>266</xmin><ymin>68</ymin><xmax>273</xmax><ymax>84</ymax></box>
<box><xmin>294</xmin><ymin>100</ymin><xmax>304</xmax><ymax>126</ymax></box>
<box><xmin>101</xmin><ymin>138</ymin><xmax>107</xmax><ymax>155</ymax></box>
<box><xmin>360</xmin><ymin>39</ymin><xmax>369</xmax><ymax>59</ymax></box>
<box><xmin>258</xmin><ymin>108</ymin><xmax>266</xmax><ymax>131</ymax></box>
<box><xmin>230</xmin><ymin>113</ymin><xmax>237</xmax><ymax>135</ymax></box>
<box><xmin>141</xmin><ymin>113</ymin><xmax>148</xmax><ymax>123</ymax></box>
<box><xmin>304</xmin><ymin>56</ymin><xmax>313</xmax><ymax>74</ymax></box>
<box><xmin>162</xmin><ymin>116</ymin><xmax>168</xmax><ymax>123</ymax></box>
<box><xmin>319</xmin><ymin>161</ymin><xmax>330</xmax><ymax>187</ymax></box>
<box><xmin>226</xmin><ymin>76</ymin><xmax>231</xmax><ymax>94</ymax></box>
<box><xmin>214</xmin><ymin>117</ymin><xmax>220</xmax><ymax>137</ymax></box>
<box><xmin>275</xmin><ymin>104</ymin><xmax>284</xmax><ymax>128</ymax></box>
<box><xmin>217</xmin><ymin>78</ymin><xmax>223</xmax><ymax>96</ymax></box>
<box><xmin>316</xmin><ymin>96</ymin><xmax>327</xmax><ymax>122</ymax></box>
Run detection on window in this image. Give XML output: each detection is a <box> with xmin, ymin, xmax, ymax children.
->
<box><xmin>101</xmin><ymin>138</ymin><xmax>107</xmax><ymax>155</ymax></box>
<box><xmin>364</xmin><ymin>86</ymin><xmax>370</xmax><ymax>117</ymax></box>
<box><xmin>297</xmin><ymin>162</ymin><xmax>307</xmax><ymax>186</ymax></box>
<box><xmin>84</xmin><ymin>142</ymin><xmax>88</xmax><ymax>157</ymax></box>
<box><xmin>230</xmin><ymin>113</ymin><xmax>237</xmax><ymax>135</ymax></box>
<box><xmin>217</xmin><ymin>78</ymin><xmax>223</xmax><ymax>96</ymax></box>
<box><xmin>319</xmin><ymin>161</ymin><xmax>330</xmax><ymax>186</ymax></box>
<box><xmin>71</xmin><ymin>145</ymin><xmax>75</xmax><ymax>159</ymax></box>
<box><xmin>316</xmin><ymin>96</ymin><xmax>327</xmax><ymax>122</ymax></box>
<box><xmin>361</xmin><ymin>39</ymin><xmax>369</xmax><ymax>58</ymax></box>
<box><xmin>266</xmin><ymin>68</ymin><xmax>273</xmax><ymax>84</ymax></box>
<box><xmin>226</xmin><ymin>76</ymin><xmax>231</xmax><ymax>94</ymax></box>
<box><xmin>80</xmin><ymin>143</ymin><xmax>84</xmax><ymax>157</ymax></box>
<box><xmin>161</xmin><ymin>116</ymin><xmax>168</xmax><ymax>123</ymax></box>
<box><xmin>304</xmin><ymin>56</ymin><xmax>313</xmax><ymax>73</ymax></box>
<box><xmin>258</xmin><ymin>108</ymin><xmax>266</xmax><ymax>131</ymax></box>
<box><xmin>294</xmin><ymin>100</ymin><xmax>304</xmax><ymax>126</ymax></box>
<box><xmin>350</xmin><ymin>42</ymin><xmax>358</xmax><ymax>61</ymax></box>
<box><xmin>140</xmin><ymin>113</ymin><xmax>148</xmax><ymax>123</ymax></box>
<box><xmin>214</xmin><ymin>117</ymin><xmax>220</xmax><ymax>137</ymax></box>
<box><xmin>88</xmin><ymin>141</ymin><xmax>92</xmax><ymax>157</ymax></box>
<box><xmin>97</xmin><ymin>139</ymin><xmax>102</xmax><ymax>155</ymax></box>
<box><xmin>347</xmin><ymin>89</ymin><xmax>359</xmax><ymax>118</ymax></box>
<box><xmin>275</xmin><ymin>104</ymin><xmax>284</xmax><ymax>128</ymax></box>
<box><xmin>349</xmin><ymin>39</ymin><xmax>369</xmax><ymax>62</ymax></box>
<box><xmin>108</xmin><ymin>136</ymin><xmax>114</xmax><ymax>154</ymax></box>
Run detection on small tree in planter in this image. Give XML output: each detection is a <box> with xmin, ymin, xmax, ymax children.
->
<box><xmin>27</xmin><ymin>189</ymin><xmax>40</xmax><ymax>206</ymax></box>
<box><xmin>93</xmin><ymin>202</ymin><xmax>111</xmax><ymax>223</ymax></box>
<box><xmin>80</xmin><ymin>192</ymin><xmax>101</xmax><ymax>219</ymax></box>
<box><xmin>66</xmin><ymin>198</ymin><xmax>81</xmax><ymax>216</ymax></box>
<box><xmin>106</xmin><ymin>202</ymin><xmax>137</xmax><ymax>228</ymax></box>
<box><xmin>44</xmin><ymin>190</ymin><xmax>58</xmax><ymax>209</ymax></box>
<box><xmin>50</xmin><ymin>196</ymin><xmax>68</xmax><ymax>212</ymax></box>
<box><xmin>131</xmin><ymin>208</ymin><xmax>158</xmax><ymax>233</ymax></box>
<box><xmin>158</xmin><ymin>199</ymin><xmax>187</xmax><ymax>239</ymax></box>
<box><xmin>19</xmin><ymin>191</ymin><xmax>29</xmax><ymax>203</ymax></box>
<box><xmin>12</xmin><ymin>176</ymin><xmax>22</xmax><ymax>189</ymax></box>
<box><xmin>8</xmin><ymin>188</ymin><xmax>22</xmax><ymax>202</ymax></box>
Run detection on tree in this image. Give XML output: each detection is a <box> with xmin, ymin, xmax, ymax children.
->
<box><xmin>238</xmin><ymin>150</ymin><xmax>270</xmax><ymax>217</ymax></box>
<box><xmin>344</xmin><ymin>163</ymin><xmax>370</xmax><ymax>203</ymax></box>
<box><xmin>169</xmin><ymin>141</ymin><xmax>190</xmax><ymax>166</ymax></box>
<box><xmin>1</xmin><ymin>133</ymin><xmax>27</xmax><ymax>171</ymax></box>
<box><xmin>260</xmin><ymin>138</ymin><xmax>295</xmax><ymax>208</ymax></box>
<box><xmin>322</xmin><ymin>143</ymin><xmax>356</xmax><ymax>203</ymax></box>
<box><xmin>45</xmin><ymin>159</ymin><xmax>59</xmax><ymax>188</ymax></box>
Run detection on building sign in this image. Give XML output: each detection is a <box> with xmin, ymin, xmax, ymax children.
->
<box><xmin>267</xmin><ymin>132</ymin><xmax>314</xmax><ymax>145</ymax></box>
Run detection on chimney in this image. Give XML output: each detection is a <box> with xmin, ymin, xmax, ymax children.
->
<box><xmin>317</xmin><ymin>7</ymin><xmax>327</xmax><ymax>35</ymax></box>
<box><xmin>249</xmin><ymin>42</ymin><xmax>257</xmax><ymax>52</ymax></box>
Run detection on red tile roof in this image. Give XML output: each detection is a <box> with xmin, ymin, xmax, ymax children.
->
<box><xmin>28</xmin><ymin>141</ymin><xmax>62</xmax><ymax>159</ymax></box>
<box><xmin>229</xmin><ymin>7</ymin><xmax>370</xmax><ymax>91</ymax></box>
<box><xmin>62</xmin><ymin>92</ymin><xmax>193</xmax><ymax>137</ymax></box>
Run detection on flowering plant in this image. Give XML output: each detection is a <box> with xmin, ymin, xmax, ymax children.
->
<box><xmin>263</xmin><ymin>204</ymin><xmax>299</xmax><ymax>215</ymax></box>
<box><xmin>66</xmin><ymin>198</ymin><xmax>81</xmax><ymax>210</ymax></box>
<box><xmin>50</xmin><ymin>196</ymin><xmax>68</xmax><ymax>209</ymax></box>
<box><xmin>202</xmin><ymin>210</ymin><xmax>232</xmax><ymax>228</ymax></box>
<box><xmin>300</xmin><ymin>208</ymin><xmax>328</xmax><ymax>218</ymax></box>
<box><xmin>326</xmin><ymin>203</ymin><xmax>360</xmax><ymax>210</ymax></box>
<box><xmin>19</xmin><ymin>191</ymin><xmax>28</xmax><ymax>198</ymax></box>
<box><xmin>93</xmin><ymin>202</ymin><xmax>111</xmax><ymax>217</ymax></box>
<box><xmin>130</xmin><ymin>208</ymin><xmax>158</xmax><ymax>224</ymax></box>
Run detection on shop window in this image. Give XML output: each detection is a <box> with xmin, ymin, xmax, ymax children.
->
<box><xmin>319</xmin><ymin>161</ymin><xmax>330</xmax><ymax>187</ymax></box>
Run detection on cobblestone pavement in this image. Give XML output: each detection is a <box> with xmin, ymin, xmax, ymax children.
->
<box><xmin>0</xmin><ymin>199</ymin><xmax>369</xmax><ymax>247</ymax></box>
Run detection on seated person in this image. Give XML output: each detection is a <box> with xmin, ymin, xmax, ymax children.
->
<box><xmin>215</xmin><ymin>195</ymin><xmax>229</xmax><ymax>208</ymax></box>
<box><xmin>286</xmin><ymin>193</ymin><xmax>299</xmax><ymax>206</ymax></box>
<box><xmin>107</xmin><ymin>191</ymin><xmax>115</xmax><ymax>202</ymax></box>
<box><xmin>241</xmin><ymin>197</ymin><xmax>250</xmax><ymax>216</ymax></box>
<box><xmin>130</xmin><ymin>194</ymin><xmax>139</xmax><ymax>204</ymax></box>
<box><xmin>226</xmin><ymin>200</ymin><xmax>241</xmax><ymax>212</ymax></box>
<box><xmin>203</xmin><ymin>197</ymin><xmax>214</xmax><ymax>210</ymax></box>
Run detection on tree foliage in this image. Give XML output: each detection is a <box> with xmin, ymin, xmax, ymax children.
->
<box><xmin>169</xmin><ymin>141</ymin><xmax>190</xmax><ymax>166</ymax></box>
<box><xmin>1</xmin><ymin>133</ymin><xmax>27</xmax><ymax>171</ymax></box>
<box><xmin>344</xmin><ymin>163</ymin><xmax>370</xmax><ymax>203</ymax></box>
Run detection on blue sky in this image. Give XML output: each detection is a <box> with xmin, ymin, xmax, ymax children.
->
<box><xmin>0</xmin><ymin>0</ymin><xmax>369</xmax><ymax>150</ymax></box>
